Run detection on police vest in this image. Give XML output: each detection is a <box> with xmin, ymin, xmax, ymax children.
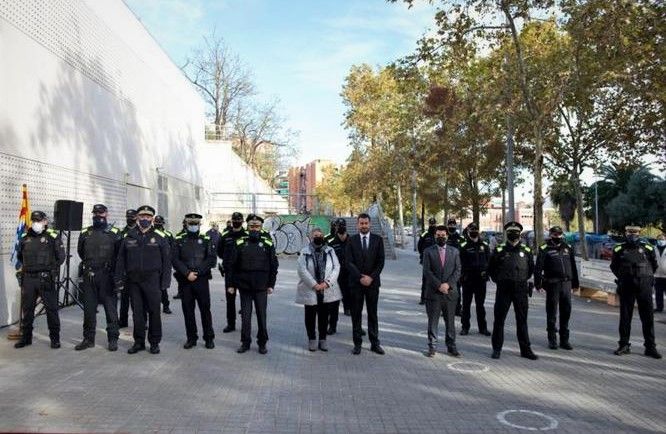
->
<box><xmin>614</xmin><ymin>243</ymin><xmax>654</xmax><ymax>280</ymax></box>
<box><xmin>539</xmin><ymin>242</ymin><xmax>574</xmax><ymax>280</ymax></box>
<box><xmin>82</xmin><ymin>226</ymin><xmax>119</xmax><ymax>268</ymax></box>
<box><xmin>237</xmin><ymin>236</ymin><xmax>272</xmax><ymax>272</ymax></box>
<box><xmin>21</xmin><ymin>230</ymin><xmax>58</xmax><ymax>272</ymax></box>
<box><xmin>494</xmin><ymin>243</ymin><xmax>531</xmax><ymax>282</ymax></box>
<box><xmin>175</xmin><ymin>233</ymin><xmax>210</xmax><ymax>271</ymax></box>
<box><xmin>123</xmin><ymin>229</ymin><xmax>167</xmax><ymax>275</ymax></box>
<box><xmin>459</xmin><ymin>239</ymin><xmax>490</xmax><ymax>272</ymax></box>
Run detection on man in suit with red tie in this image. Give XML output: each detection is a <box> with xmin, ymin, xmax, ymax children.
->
<box><xmin>422</xmin><ymin>226</ymin><xmax>462</xmax><ymax>357</ymax></box>
<box><xmin>345</xmin><ymin>213</ymin><xmax>385</xmax><ymax>355</ymax></box>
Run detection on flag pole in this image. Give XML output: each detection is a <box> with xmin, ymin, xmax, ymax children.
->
<box><xmin>7</xmin><ymin>183</ymin><xmax>29</xmax><ymax>340</ymax></box>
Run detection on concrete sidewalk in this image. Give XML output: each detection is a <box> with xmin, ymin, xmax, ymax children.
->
<box><xmin>0</xmin><ymin>252</ymin><xmax>664</xmax><ymax>433</ymax></box>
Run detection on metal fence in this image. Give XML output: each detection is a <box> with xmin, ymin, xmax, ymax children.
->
<box><xmin>207</xmin><ymin>192</ymin><xmax>334</xmax><ymax>220</ymax></box>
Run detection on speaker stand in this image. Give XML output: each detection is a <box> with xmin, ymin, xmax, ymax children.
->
<box><xmin>57</xmin><ymin>230</ymin><xmax>83</xmax><ymax>310</ymax></box>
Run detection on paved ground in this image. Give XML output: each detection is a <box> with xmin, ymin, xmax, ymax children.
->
<box><xmin>1</xmin><ymin>250</ymin><xmax>665</xmax><ymax>433</ymax></box>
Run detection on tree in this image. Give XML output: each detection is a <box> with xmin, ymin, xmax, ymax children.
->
<box><xmin>549</xmin><ymin>177</ymin><xmax>577</xmax><ymax>231</ymax></box>
<box><xmin>182</xmin><ymin>30</ymin><xmax>255</xmax><ymax>138</ymax></box>
<box><xmin>390</xmin><ymin>0</ymin><xmax>560</xmax><ymax>246</ymax></box>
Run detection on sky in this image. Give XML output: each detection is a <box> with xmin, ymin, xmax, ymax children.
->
<box><xmin>124</xmin><ymin>0</ymin><xmax>437</xmax><ymax>166</ymax></box>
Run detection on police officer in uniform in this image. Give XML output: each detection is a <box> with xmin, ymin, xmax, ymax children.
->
<box><xmin>446</xmin><ymin>218</ymin><xmax>464</xmax><ymax>316</ymax></box>
<box><xmin>217</xmin><ymin>211</ymin><xmax>247</xmax><ymax>333</ymax></box>
<box><xmin>75</xmin><ymin>204</ymin><xmax>121</xmax><ymax>351</ymax></box>
<box><xmin>15</xmin><ymin>211</ymin><xmax>65</xmax><ymax>349</ymax></box>
<box><xmin>534</xmin><ymin>226</ymin><xmax>579</xmax><ymax>350</ymax></box>
<box><xmin>226</xmin><ymin>215</ymin><xmax>279</xmax><ymax>354</ymax></box>
<box><xmin>459</xmin><ymin>222</ymin><xmax>491</xmax><ymax>336</ymax></box>
<box><xmin>115</xmin><ymin>205</ymin><xmax>171</xmax><ymax>354</ymax></box>
<box><xmin>417</xmin><ymin>218</ymin><xmax>437</xmax><ymax>305</ymax></box>
<box><xmin>173</xmin><ymin>213</ymin><xmax>217</xmax><ymax>349</ymax></box>
<box><xmin>488</xmin><ymin>221</ymin><xmax>537</xmax><ymax>360</ymax></box>
<box><xmin>118</xmin><ymin>209</ymin><xmax>137</xmax><ymax>327</ymax></box>
<box><xmin>324</xmin><ymin>219</ymin><xmax>337</xmax><ymax>244</ymax></box>
<box><xmin>326</xmin><ymin>217</ymin><xmax>351</xmax><ymax>332</ymax></box>
<box><xmin>153</xmin><ymin>215</ymin><xmax>174</xmax><ymax>314</ymax></box>
<box><xmin>173</xmin><ymin>218</ymin><xmax>188</xmax><ymax>300</ymax></box>
<box><xmin>611</xmin><ymin>225</ymin><xmax>661</xmax><ymax>359</ymax></box>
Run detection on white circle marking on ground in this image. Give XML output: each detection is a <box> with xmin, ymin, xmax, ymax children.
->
<box><xmin>496</xmin><ymin>410</ymin><xmax>559</xmax><ymax>431</ymax></box>
<box><xmin>446</xmin><ymin>362</ymin><xmax>490</xmax><ymax>373</ymax></box>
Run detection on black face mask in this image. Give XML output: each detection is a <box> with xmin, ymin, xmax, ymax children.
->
<box><xmin>92</xmin><ymin>216</ymin><xmax>106</xmax><ymax>228</ymax></box>
<box><xmin>232</xmin><ymin>220</ymin><xmax>243</xmax><ymax>229</ymax></box>
<box><xmin>469</xmin><ymin>231</ymin><xmax>479</xmax><ymax>238</ymax></box>
<box><xmin>313</xmin><ymin>237</ymin><xmax>325</xmax><ymax>246</ymax></box>
<box><xmin>138</xmin><ymin>219</ymin><xmax>151</xmax><ymax>229</ymax></box>
<box><xmin>337</xmin><ymin>226</ymin><xmax>346</xmax><ymax>235</ymax></box>
<box><xmin>248</xmin><ymin>230</ymin><xmax>261</xmax><ymax>241</ymax></box>
<box><xmin>448</xmin><ymin>226</ymin><xmax>457</xmax><ymax>234</ymax></box>
<box><xmin>507</xmin><ymin>231</ymin><xmax>520</xmax><ymax>242</ymax></box>
<box><xmin>436</xmin><ymin>237</ymin><xmax>447</xmax><ymax>246</ymax></box>
<box><xmin>126</xmin><ymin>218</ymin><xmax>136</xmax><ymax>226</ymax></box>
<box><xmin>552</xmin><ymin>236</ymin><xmax>563</xmax><ymax>244</ymax></box>
<box><xmin>428</xmin><ymin>225</ymin><xmax>436</xmax><ymax>233</ymax></box>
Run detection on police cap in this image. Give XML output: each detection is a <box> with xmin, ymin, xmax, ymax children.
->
<box><xmin>504</xmin><ymin>221</ymin><xmax>523</xmax><ymax>232</ymax></box>
<box><xmin>549</xmin><ymin>225</ymin><xmax>564</xmax><ymax>235</ymax></box>
<box><xmin>92</xmin><ymin>204</ymin><xmax>107</xmax><ymax>214</ymax></box>
<box><xmin>447</xmin><ymin>218</ymin><xmax>457</xmax><ymax>226</ymax></box>
<box><xmin>428</xmin><ymin>217</ymin><xmax>437</xmax><ymax>225</ymax></box>
<box><xmin>467</xmin><ymin>222</ymin><xmax>479</xmax><ymax>231</ymax></box>
<box><xmin>126</xmin><ymin>209</ymin><xmax>137</xmax><ymax>218</ymax></box>
<box><xmin>154</xmin><ymin>215</ymin><xmax>165</xmax><ymax>225</ymax></box>
<box><xmin>231</xmin><ymin>212</ymin><xmax>244</xmax><ymax>221</ymax></box>
<box><xmin>247</xmin><ymin>215</ymin><xmax>264</xmax><ymax>225</ymax></box>
<box><xmin>185</xmin><ymin>213</ymin><xmax>202</xmax><ymax>224</ymax></box>
<box><xmin>30</xmin><ymin>210</ymin><xmax>47</xmax><ymax>221</ymax></box>
<box><xmin>136</xmin><ymin>205</ymin><xmax>155</xmax><ymax>216</ymax></box>
<box><xmin>625</xmin><ymin>225</ymin><xmax>641</xmax><ymax>233</ymax></box>
<box><xmin>335</xmin><ymin>217</ymin><xmax>346</xmax><ymax>227</ymax></box>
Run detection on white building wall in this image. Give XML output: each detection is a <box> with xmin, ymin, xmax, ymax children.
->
<box><xmin>0</xmin><ymin>0</ymin><xmax>207</xmax><ymax>326</ymax></box>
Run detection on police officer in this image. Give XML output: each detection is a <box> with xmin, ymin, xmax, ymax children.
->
<box><xmin>15</xmin><ymin>211</ymin><xmax>65</xmax><ymax>349</ymax></box>
<box><xmin>153</xmin><ymin>215</ymin><xmax>174</xmax><ymax>314</ymax></box>
<box><xmin>226</xmin><ymin>215</ymin><xmax>279</xmax><ymax>354</ymax></box>
<box><xmin>75</xmin><ymin>204</ymin><xmax>121</xmax><ymax>351</ymax></box>
<box><xmin>459</xmin><ymin>222</ymin><xmax>491</xmax><ymax>336</ymax></box>
<box><xmin>115</xmin><ymin>205</ymin><xmax>171</xmax><ymax>354</ymax></box>
<box><xmin>173</xmin><ymin>218</ymin><xmax>188</xmax><ymax>300</ymax></box>
<box><xmin>488</xmin><ymin>221</ymin><xmax>537</xmax><ymax>360</ymax></box>
<box><xmin>118</xmin><ymin>209</ymin><xmax>137</xmax><ymax>327</ymax></box>
<box><xmin>173</xmin><ymin>213</ymin><xmax>217</xmax><ymax>349</ymax></box>
<box><xmin>417</xmin><ymin>218</ymin><xmax>438</xmax><ymax>305</ymax></box>
<box><xmin>217</xmin><ymin>211</ymin><xmax>247</xmax><ymax>333</ymax></box>
<box><xmin>534</xmin><ymin>226</ymin><xmax>579</xmax><ymax>350</ymax></box>
<box><xmin>326</xmin><ymin>217</ymin><xmax>351</xmax><ymax>332</ymax></box>
<box><xmin>324</xmin><ymin>220</ymin><xmax>337</xmax><ymax>244</ymax></box>
<box><xmin>611</xmin><ymin>225</ymin><xmax>661</xmax><ymax>359</ymax></box>
<box><xmin>446</xmin><ymin>218</ymin><xmax>464</xmax><ymax>316</ymax></box>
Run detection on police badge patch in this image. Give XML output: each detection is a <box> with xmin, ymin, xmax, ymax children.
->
<box><xmin>519</xmin><ymin>251</ymin><xmax>525</xmax><ymax>257</ymax></box>
<box><xmin>198</xmin><ymin>239</ymin><xmax>203</xmax><ymax>244</ymax></box>
<box><xmin>150</xmin><ymin>238</ymin><xmax>156</xmax><ymax>244</ymax></box>
<box><xmin>40</xmin><ymin>237</ymin><xmax>46</xmax><ymax>243</ymax></box>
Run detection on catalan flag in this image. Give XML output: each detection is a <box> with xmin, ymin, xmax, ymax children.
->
<box><xmin>10</xmin><ymin>184</ymin><xmax>30</xmax><ymax>270</ymax></box>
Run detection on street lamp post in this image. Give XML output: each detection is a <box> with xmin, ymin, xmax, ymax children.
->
<box><xmin>594</xmin><ymin>181</ymin><xmax>599</xmax><ymax>234</ymax></box>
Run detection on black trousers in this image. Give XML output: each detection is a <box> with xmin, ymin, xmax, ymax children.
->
<box><xmin>129</xmin><ymin>274</ymin><xmax>162</xmax><ymax>345</ymax></box>
<box><xmin>180</xmin><ymin>278</ymin><xmax>214</xmax><ymax>342</ymax></box>
<box><xmin>420</xmin><ymin>273</ymin><xmax>426</xmax><ymax>303</ymax></box>
<box><xmin>544</xmin><ymin>280</ymin><xmax>572</xmax><ymax>342</ymax></box>
<box><xmin>20</xmin><ymin>273</ymin><xmax>60</xmax><ymax>341</ymax></box>
<box><xmin>327</xmin><ymin>300</ymin><xmax>340</xmax><ymax>331</ymax></box>
<box><xmin>491</xmin><ymin>282</ymin><xmax>531</xmax><ymax>352</ymax></box>
<box><xmin>82</xmin><ymin>270</ymin><xmax>119</xmax><ymax>343</ymax></box>
<box><xmin>618</xmin><ymin>285</ymin><xmax>656</xmax><ymax>349</ymax></box>
<box><xmin>305</xmin><ymin>300</ymin><xmax>334</xmax><ymax>340</ymax></box>
<box><xmin>351</xmin><ymin>285</ymin><xmax>379</xmax><ymax>346</ymax></box>
<box><xmin>119</xmin><ymin>287</ymin><xmax>132</xmax><ymax>325</ymax></box>
<box><xmin>461</xmin><ymin>276</ymin><xmax>487</xmax><ymax>332</ymax></box>
<box><xmin>339</xmin><ymin>274</ymin><xmax>351</xmax><ymax>312</ymax></box>
<box><xmin>239</xmin><ymin>289</ymin><xmax>268</xmax><ymax>346</ymax></box>
<box><xmin>655</xmin><ymin>277</ymin><xmax>666</xmax><ymax>311</ymax></box>
<box><xmin>161</xmin><ymin>288</ymin><xmax>170</xmax><ymax>309</ymax></box>
<box><xmin>225</xmin><ymin>289</ymin><xmax>237</xmax><ymax>327</ymax></box>
<box><xmin>426</xmin><ymin>292</ymin><xmax>458</xmax><ymax>349</ymax></box>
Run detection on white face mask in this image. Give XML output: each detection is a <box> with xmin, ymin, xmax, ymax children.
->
<box><xmin>31</xmin><ymin>222</ymin><xmax>45</xmax><ymax>234</ymax></box>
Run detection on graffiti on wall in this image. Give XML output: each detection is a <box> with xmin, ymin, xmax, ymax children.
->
<box><xmin>263</xmin><ymin>215</ymin><xmax>331</xmax><ymax>255</ymax></box>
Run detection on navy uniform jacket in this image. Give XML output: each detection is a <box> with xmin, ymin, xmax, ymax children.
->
<box><xmin>226</xmin><ymin>233</ymin><xmax>279</xmax><ymax>291</ymax></box>
<box><xmin>18</xmin><ymin>228</ymin><xmax>66</xmax><ymax>273</ymax></box>
<box><xmin>115</xmin><ymin>227</ymin><xmax>171</xmax><ymax>290</ymax></box>
<box><xmin>172</xmin><ymin>231</ymin><xmax>216</xmax><ymax>279</ymax></box>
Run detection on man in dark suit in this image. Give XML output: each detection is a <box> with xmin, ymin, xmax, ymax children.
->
<box><xmin>423</xmin><ymin>226</ymin><xmax>462</xmax><ymax>357</ymax></box>
<box><xmin>346</xmin><ymin>213</ymin><xmax>385</xmax><ymax>355</ymax></box>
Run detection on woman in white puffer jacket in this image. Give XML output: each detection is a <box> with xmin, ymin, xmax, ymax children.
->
<box><xmin>295</xmin><ymin>227</ymin><xmax>342</xmax><ymax>351</ymax></box>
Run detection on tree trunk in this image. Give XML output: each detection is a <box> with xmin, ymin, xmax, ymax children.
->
<box><xmin>396</xmin><ymin>184</ymin><xmax>405</xmax><ymax>246</ymax></box>
<box><xmin>572</xmin><ymin>167</ymin><xmax>588</xmax><ymax>260</ymax></box>
<box><xmin>533</xmin><ymin>126</ymin><xmax>545</xmax><ymax>247</ymax></box>
<box><xmin>501</xmin><ymin>188</ymin><xmax>506</xmax><ymax>231</ymax></box>
<box><xmin>420</xmin><ymin>201</ymin><xmax>425</xmax><ymax>232</ymax></box>
<box><xmin>472</xmin><ymin>178</ymin><xmax>480</xmax><ymax>223</ymax></box>
<box><xmin>564</xmin><ymin>219</ymin><xmax>570</xmax><ymax>232</ymax></box>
